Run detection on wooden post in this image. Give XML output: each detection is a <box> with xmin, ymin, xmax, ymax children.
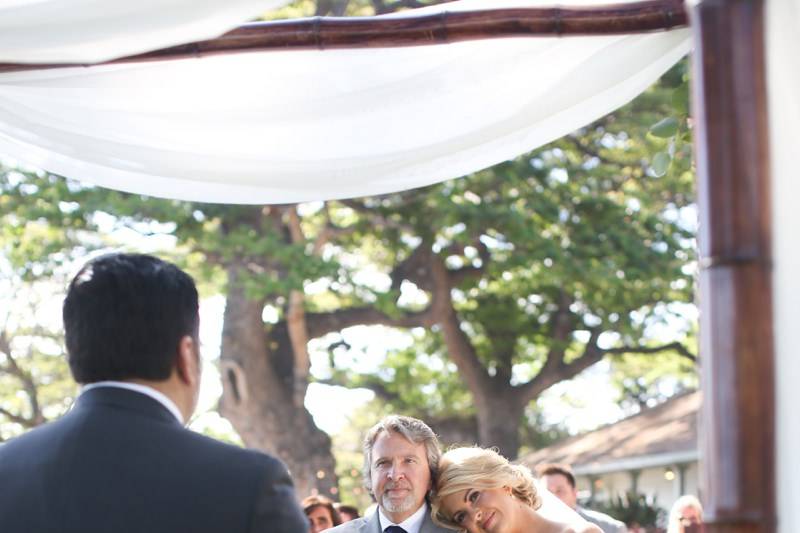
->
<box><xmin>690</xmin><ymin>0</ymin><xmax>775</xmax><ymax>531</ymax></box>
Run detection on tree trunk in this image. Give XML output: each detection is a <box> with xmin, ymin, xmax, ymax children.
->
<box><xmin>473</xmin><ymin>384</ymin><xmax>525</xmax><ymax>460</ymax></box>
<box><xmin>218</xmin><ymin>266</ymin><xmax>338</xmax><ymax>499</ymax></box>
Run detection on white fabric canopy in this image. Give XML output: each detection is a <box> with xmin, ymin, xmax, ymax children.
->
<box><xmin>0</xmin><ymin>0</ymin><xmax>289</xmax><ymax>64</ymax></box>
<box><xmin>0</xmin><ymin>0</ymin><xmax>690</xmax><ymax>204</ymax></box>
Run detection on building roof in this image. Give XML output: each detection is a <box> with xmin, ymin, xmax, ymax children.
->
<box><xmin>521</xmin><ymin>391</ymin><xmax>700</xmax><ymax>476</ymax></box>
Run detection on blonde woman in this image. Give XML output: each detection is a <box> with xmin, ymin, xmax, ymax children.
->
<box><xmin>431</xmin><ymin>447</ymin><xmax>601</xmax><ymax>533</ymax></box>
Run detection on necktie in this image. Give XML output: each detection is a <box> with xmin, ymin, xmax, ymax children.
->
<box><xmin>385</xmin><ymin>527</ymin><xmax>407</xmax><ymax>533</ymax></box>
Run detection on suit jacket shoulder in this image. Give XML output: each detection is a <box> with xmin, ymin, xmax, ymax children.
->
<box><xmin>328</xmin><ymin>511</ymin><xmax>381</xmax><ymax>533</ymax></box>
<box><xmin>0</xmin><ymin>387</ymin><xmax>306</xmax><ymax>533</ymax></box>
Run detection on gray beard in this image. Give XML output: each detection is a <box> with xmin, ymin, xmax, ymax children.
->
<box><xmin>380</xmin><ymin>492</ymin><xmax>417</xmax><ymax>514</ymax></box>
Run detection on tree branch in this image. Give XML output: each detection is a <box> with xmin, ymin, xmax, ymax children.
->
<box><xmin>304</xmin><ymin>305</ymin><xmax>437</xmax><ymax>339</ymax></box>
<box><xmin>603</xmin><ymin>341</ymin><xmax>697</xmax><ymax>362</ymax></box>
<box><xmin>285</xmin><ymin>206</ymin><xmax>312</xmax><ymax>407</ymax></box>
<box><xmin>311</xmin><ymin>203</ymin><xmax>355</xmax><ymax>254</ymax></box>
<box><xmin>539</xmin><ymin>292</ymin><xmax>575</xmax><ymax>375</ymax></box>
<box><xmin>517</xmin><ymin>334</ymin><xmax>696</xmax><ymax>406</ymax></box>
<box><xmin>427</xmin><ymin>252</ymin><xmax>491</xmax><ymax>393</ymax></box>
<box><xmin>0</xmin><ymin>331</ymin><xmax>11</xmax><ymax>357</ymax></box>
<box><xmin>315</xmin><ymin>376</ymin><xmax>400</xmax><ymax>402</ymax></box>
<box><xmin>517</xmin><ymin>329</ymin><xmax>603</xmax><ymax>404</ymax></box>
<box><xmin>0</xmin><ymin>406</ymin><xmax>32</xmax><ymax>427</ymax></box>
<box><xmin>0</xmin><ymin>331</ymin><xmax>47</xmax><ymax>426</ymax></box>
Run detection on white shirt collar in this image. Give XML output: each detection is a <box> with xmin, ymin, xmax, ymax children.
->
<box><xmin>378</xmin><ymin>502</ymin><xmax>427</xmax><ymax>533</ymax></box>
<box><xmin>81</xmin><ymin>381</ymin><xmax>184</xmax><ymax>424</ymax></box>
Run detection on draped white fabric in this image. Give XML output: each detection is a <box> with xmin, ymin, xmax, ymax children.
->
<box><xmin>0</xmin><ymin>0</ymin><xmax>290</xmax><ymax>64</ymax></box>
<box><xmin>0</xmin><ymin>0</ymin><xmax>690</xmax><ymax>204</ymax></box>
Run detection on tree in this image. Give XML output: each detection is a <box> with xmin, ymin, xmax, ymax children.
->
<box><xmin>317</xmin><ymin>61</ymin><xmax>697</xmax><ymax>458</ymax></box>
<box><xmin>0</xmin><ymin>52</ymin><xmax>696</xmax><ymax>495</ymax></box>
<box><xmin>0</xmin><ymin>290</ymin><xmax>77</xmax><ymax>441</ymax></box>
<box><xmin>0</xmin><ymin>237</ymin><xmax>79</xmax><ymax>440</ymax></box>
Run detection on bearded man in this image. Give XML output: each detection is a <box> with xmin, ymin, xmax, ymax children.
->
<box><xmin>328</xmin><ymin>415</ymin><xmax>449</xmax><ymax>533</ymax></box>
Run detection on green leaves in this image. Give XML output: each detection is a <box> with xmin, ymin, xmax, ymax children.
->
<box><xmin>652</xmin><ymin>151</ymin><xmax>672</xmax><ymax>177</ymax></box>
<box><xmin>649</xmin><ymin>117</ymin><xmax>679</xmax><ymax>138</ymax></box>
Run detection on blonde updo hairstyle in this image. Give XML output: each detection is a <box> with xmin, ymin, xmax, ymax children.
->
<box><xmin>431</xmin><ymin>447</ymin><xmax>541</xmax><ymax>531</ymax></box>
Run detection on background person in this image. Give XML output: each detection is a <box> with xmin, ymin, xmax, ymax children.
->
<box><xmin>537</xmin><ymin>464</ymin><xmax>627</xmax><ymax>533</ymax></box>
<box><xmin>336</xmin><ymin>504</ymin><xmax>361</xmax><ymax>523</ymax></box>
<box><xmin>304</xmin><ymin>495</ymin><xmax>343</xmax><ymax>532</ymax></box>
<box><xmin>667</xmin><ymin>495</ymin><xmax>703</xmax><ymax>533</ymax></box>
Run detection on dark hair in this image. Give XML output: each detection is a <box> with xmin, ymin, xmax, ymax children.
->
<box><xmin>335</xmin><ymin>504</ymin><xmax>360</xmax><ymax>520</ymax></box>
<box><xmin>302</xmin><ymin>495</ymin><xmax>342</xmax><ymax>527</ymax></box>
<box><xmin>63</xmin><ymin>253</ymin><xmax>199</xmax><ymax>383</ymax></box>
<box><xmin>535</xmin><ymin>463</ymin><xmax>576</xmax><ymax>488</ymax></box>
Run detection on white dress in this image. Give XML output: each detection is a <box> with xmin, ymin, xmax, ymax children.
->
<box><xmin>535</xmin><ymin>479</ymin><xmax>596</xmax><ymax>530</ymax></box>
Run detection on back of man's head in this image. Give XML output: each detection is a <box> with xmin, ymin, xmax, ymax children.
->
<box><xmin>63</xmin><ymin>253</ymin><xmax>199</xmax><ymax>384</ymax></box>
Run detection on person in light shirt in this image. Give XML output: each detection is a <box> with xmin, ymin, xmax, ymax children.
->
<box><xmin>0</xmin><ymin>253</ymin><xmax>306</xmax><ymax>533</ymax></box>
<box><xmin>327</xmin><ymin>415</ymin><xmax>451</xmax><ymax>533</ymax></box>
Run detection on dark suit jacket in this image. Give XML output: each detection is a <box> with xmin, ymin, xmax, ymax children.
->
<box><xmin>0</xmin><ymin>386</ymin><xmax>307</xmax><ymax>533</ymax></box>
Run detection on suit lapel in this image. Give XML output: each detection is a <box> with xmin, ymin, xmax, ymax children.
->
<box><xmin>365</xmin><ymin>510</ymin><xmax>382</xmax><ymax>533</ymax></box>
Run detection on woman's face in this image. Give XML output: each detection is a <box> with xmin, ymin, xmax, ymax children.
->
<box><xmin>307</xmin><ymin>505</ymin><xmax>334</xmax><ymax>533</ymax></box>
<box><xmin>439</xmin><ymin>486</ymin><xmax>518</xmax><ymax>533</ymax></box>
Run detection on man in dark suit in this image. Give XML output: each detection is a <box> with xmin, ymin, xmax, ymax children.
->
<box><xmin>0</xmin><ymin>253</ymin><xmax>307</xmax><ymax>533</ymax></box>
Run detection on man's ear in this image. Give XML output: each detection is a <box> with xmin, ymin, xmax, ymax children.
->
<box><xmin>176</xmin><ymin>335</ymin><xmax>200</xmax><ymax>386</ymax></box>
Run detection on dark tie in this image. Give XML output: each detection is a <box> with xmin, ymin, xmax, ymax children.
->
<box><xmin>384</xmin><ymin>527</ymin><xmax>407</xmax><ymax>533</ymax></box>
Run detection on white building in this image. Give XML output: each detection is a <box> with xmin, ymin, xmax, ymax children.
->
<box><xmin>523</xmin><ymin>391</ymin><xmax>700</xmax><ymax>513</ymax></box>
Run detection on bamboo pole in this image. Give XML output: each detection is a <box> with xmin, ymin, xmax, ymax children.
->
<box><xmin>0</xmin><ymin>0</ymin><xmax>687</xmax><ymax>73</ymax></box>
<box><xmin>690</xmin><ymin>0</ymin><xmax>776</xmax><ymax>529</ymax></box>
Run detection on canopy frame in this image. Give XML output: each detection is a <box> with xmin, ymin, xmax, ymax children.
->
<box><xmin>0</xmin><ymin>0</ymin><xmax>778</xmax><ymax>530</ymax></box>
<box><xmin>0</xmin><ymin>0</ymin><xmax>687</xmax><ymax>73</ymax></box>
<box><xmin>691</xmin><ymin>0</ymin><xmax>775</xmax><ymax>530</ymax></box>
